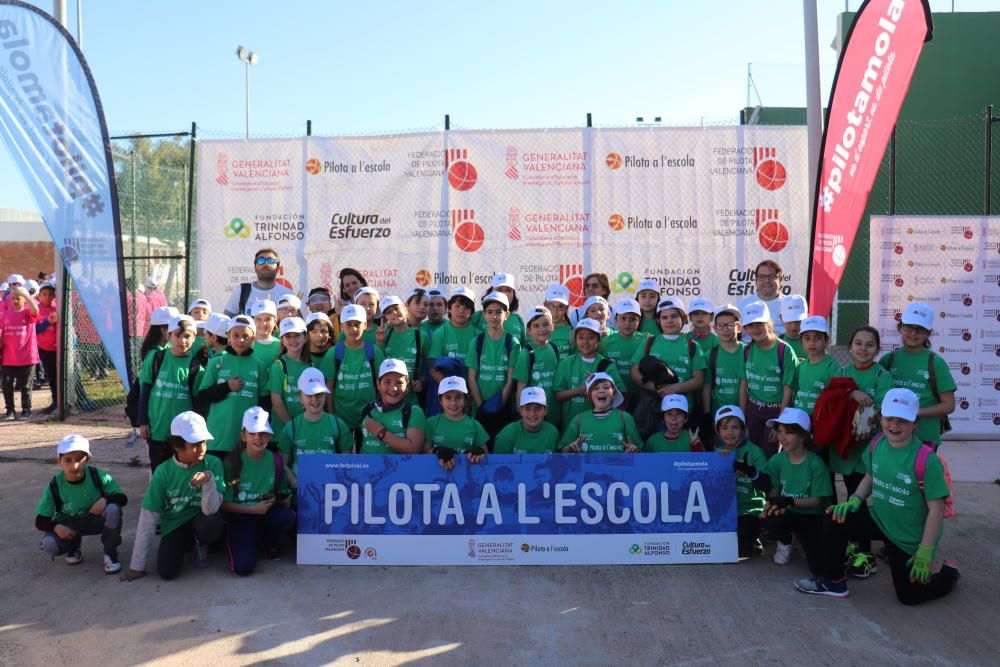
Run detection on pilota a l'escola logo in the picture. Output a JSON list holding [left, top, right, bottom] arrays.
[[754, 209, 788, 252], [608, 214, 625, 231], [224, 218, 251, 239], [306, 158, 321, 175], [605, 153, 623, 169], [559, 264, 586, 307], [415, 269, 432, 286], [446, 149, 477, 191], [753, 147, 786, 191], [451, 209, 484, 252]]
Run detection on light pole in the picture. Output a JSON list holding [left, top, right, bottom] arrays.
[[235, 46, 258, 139]]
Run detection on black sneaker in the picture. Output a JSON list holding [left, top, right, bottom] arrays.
[[20, 410, 32, 420], [41, 405, 57, 415], [941, 560, 962, 587], [794, 577, 850, 598], [4, 411, 15, 421], [845, 544, 878, 579]]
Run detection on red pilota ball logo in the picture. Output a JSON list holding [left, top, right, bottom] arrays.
[[605, 153, 622, 169], [758, 221, 789, 252], [455, 221, 484, 252], [415, 269, 432, 286], [608, 214, 625, 231]]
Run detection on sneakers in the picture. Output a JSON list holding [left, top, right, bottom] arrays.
[[845, 543, 878, 579], [194, 539, 211, 569], [267, 545, 282, 561], [4, 410, 15, 421], [103, 554, 122, 574], [65, 549, 83, 565], [773, 541, 793, 565], [941, 560, 962, 588], [41, 404, 57, 415], [794, 577, 850, 598], [20, 409, 32, 420]]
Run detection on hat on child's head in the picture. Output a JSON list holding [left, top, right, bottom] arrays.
[[188, 298, 212, 313], [339, 304, 366, 324], [780, 295, 808, 323], [150, 306, 180, 326], [656, 297, 687, 315], [308, 287, 333, 305], [767, 407, 812, 433], [585, 372, 624, 408], [688, 297, 713, 315], [426, 286, 446, 300], [24, 279, 39, 295], [573, 318, 603, 336], [448, 287, 476, 305], [242, 406, 273, 434], [5, 273, 24, 286], [481, 292, 510, 310], [379, 358, 409, 379], [297, 367, 330, 395], [353, 286, 380, 302], [740, 300, 771, 325], [279, 316, 306, 336], [171, 411, 213, 443], [635, 278, 660, 296], [277, 294, 302, 311], [543, 284, 570, 305], [491, 273, 516, 290], [714, 405, 746, 426], [438, 375, 468, 395], [881, 388, 920, 422], [249, 300, 277, 317], [660, 394, 689, 413], [614, 298, 641, 317], [167, 315, 196, 333], [800, 315, 829, 335], [900, 302, 933, 331], [519, 386, 547, 407], [57, 434, 91, 457], [228, 314, 256, 333], [380, 295, 404, 315], [714, 303, 741, 321], [305, 312, 333, 327], [582, 295, 609, 312], [204, 313, 232, 337], [527, 305, 552, 324]]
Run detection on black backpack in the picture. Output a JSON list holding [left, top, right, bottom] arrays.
[[125, 349, 205, 426], [49, 466, 104, 514]]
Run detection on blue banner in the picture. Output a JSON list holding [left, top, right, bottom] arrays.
[[0, 1, 130, 388], [297, 453, 737, 565]]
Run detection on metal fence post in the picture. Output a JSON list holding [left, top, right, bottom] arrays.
[[184, 122, 197, 305]]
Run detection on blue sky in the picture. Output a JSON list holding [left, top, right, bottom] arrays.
[[1, 0, 997, 212]]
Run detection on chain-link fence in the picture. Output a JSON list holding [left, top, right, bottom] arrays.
[[62, 130, 194, 419]]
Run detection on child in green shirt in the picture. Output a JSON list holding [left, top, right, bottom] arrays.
[[36, 435, 127, 574], [268, 316, 312, 439], [470, 273, 526, 343], [426, 376, 489, 470], [250, 299, 281, 367], [222, 407, 295, 574], [779, 294, 807, 361], [467, 292, 521, 439], [792, 315, 839, 417], [555, 318, 626, 427], [714, 405, 768, 558], [419, 287, 447, 337], [376, 295, 430, 398], [644, 394, 701, 453], [513, 306, 561, 428], [600, 298, 648, 406], [358, 359, 428, 455], [319, 305, 385, 434], [279, 368, 353, 487], [493, 386, 560, 454], [202, 313, 231, 358], [559, 373, 642, 454], [739, 300, 797, 458], [702, 304, 745, 451], [634, 278, 661, 336], [427, 287, 480, 372], [543, 284, 574, 357]]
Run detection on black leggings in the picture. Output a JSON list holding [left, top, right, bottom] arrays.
[[156, 513, 224, 581], [2, 364, 34, 412], [761, 511, 825, 573], [737, 514, 761, 556], [39, 348, 58, 406]]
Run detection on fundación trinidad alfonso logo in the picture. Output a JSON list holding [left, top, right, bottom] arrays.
[[605, 152, 623, 169], [505, 146, 519, 180], [560, 264, 587, 307], [451, 209, 485, 252], [508, 206, 522, 240], [216, 153, 228, 185], [755, 209, 788, 252], [415, 269, 432, 286], [754, 147, 786, 191], [446, 148, 478, 191], [306, 158, 322, 175], [224, 218, 251, 239]]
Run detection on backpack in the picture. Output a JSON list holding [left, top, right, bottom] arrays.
[[633, 387, 663, 440], [869, 434, 956, 518], [238, 282, 253, 315], [124, 349, 204, 426], [527, 342, 560, 381], [332, 341, 377, 389], [742, 338, 788, 374], [643, 335, 699, 429], [359, 401, 413, 450], [884, 350, 952, 434], [475, 332, 514, 368], [49, 466, 104, 514]]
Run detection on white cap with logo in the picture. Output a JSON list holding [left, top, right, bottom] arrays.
[[379, 358, 409, 378], [340, 304, 366, 324], [656, 297, 687, 315], [766, 407, 812, 433], [491, 273, 516, 290], [901, 302, 934, 330], [780, 294, 808, 323], [167, 314, 196, 333], [297, 367, 330, 395], [380, 295, 404, 314], [151, 306, 180, 326], [228, 314, 256, 333], [881, 388, 920, 422], [544, 284, 570, 305], [660, 394, 689, 413], [305, 312, 333, 327], [438, 375, 468, 395], [204, 313, 232, 337], [188, 298, 212, 313], [277, 294, 302, 311], [714, 404, 746, 426], [740, 300, 771, 325], [242, 406, 273, 434], [57, 434, 91, 457], [279, 316, 307, 336], [519, 386, 547, 406], [573, 317, 603, 335], [800, 315, 829, 335], [171, 411, 213, 443], [354, 286, 380, 302], [635, 278, 660, 296], [448, 287, 476, 303], [482, 292, 510, 309], [688, 297, 714, 314], [614, 298, 641, 317], [249, 300, 277, 317], [714, 303, 741, 321]]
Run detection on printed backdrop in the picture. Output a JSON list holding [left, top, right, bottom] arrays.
[[196, 127, 809, 311], [870, 216, 1000, 438]]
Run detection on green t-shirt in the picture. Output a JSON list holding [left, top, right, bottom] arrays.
[[492, 421, 560, 454], [140, 349, 204, 441], [690, 332, 720, 356], [35, 467, 124, 524], [708, 343, 746, 413], [466, 332, 521, 406], [252, 338, 282, 368], [638, 317, 660, 336], [141, 455, 226, 536], [382, 327, 431, 381], [744, 340, 798, 405], [191, 336, 206, 356], [471, 311, 525, 343], [629, 334, 707, 384], [334, 328, 378, 346], [879, 348, 957, 445], [554, 354, 626, 427], [600, 330, 648, 395], [729, 440, 769, 516], [829, 363, 894, 475], [427, 321, 480, 365], [763, 450, 832, 515], [779, 334, 806, 362], [425, 414, 489, 452], [419, 319, 445, 338], [358, 402, 428, 455], [550, 323, 573, 357], [644, 430, 692, 453], [793, 355, 839, 415], [278, 413, 354, 471], [558, 409, 644, 453], [318, 343, 385, 428], [864, 436, 949, 555], [267, 355, 311, 436], [198, 350, 270, 453], [223, 449, 289, 504], [512, 342, 561, 426]]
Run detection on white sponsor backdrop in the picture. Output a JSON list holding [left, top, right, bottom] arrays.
[[869, 216, 1000, 438], [197, 127, 809, 312]]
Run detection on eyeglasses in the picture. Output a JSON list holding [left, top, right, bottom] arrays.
[[715, 323, 738, 331], [255, 257, 278, 266], [900, 324, 929, 335], [755, 273, 778, 281], [585, 281, 602, 288]]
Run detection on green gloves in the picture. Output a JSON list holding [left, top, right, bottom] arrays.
[[907, 545, 935, 584], [829, 495, 863, 521]]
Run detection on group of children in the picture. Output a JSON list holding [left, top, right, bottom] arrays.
[[32, 262, 960, 604], [1, 273, 59, 419]]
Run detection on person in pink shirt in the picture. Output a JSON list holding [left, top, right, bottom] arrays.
[[35, 283, 59, 415], [2, 284, 40, 420], [144, 276, 168, 311]]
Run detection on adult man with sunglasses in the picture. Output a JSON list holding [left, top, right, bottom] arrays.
[[223, 248, 294, 316]]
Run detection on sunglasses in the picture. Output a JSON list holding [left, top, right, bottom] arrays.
[[255, 257, 279, 266]]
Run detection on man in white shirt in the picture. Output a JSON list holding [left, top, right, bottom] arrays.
[[736, 259, 786, 338], [223, 248, 294, 316]]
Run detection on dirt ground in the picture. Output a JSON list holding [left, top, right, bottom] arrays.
[[1, 420, 997, 666]]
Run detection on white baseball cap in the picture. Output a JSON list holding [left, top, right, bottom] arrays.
[[305, 312, 333, 327], [714, 303, 741, 321], [688, 297, 713, 314], [5, 273, 24, 285], [227, 314, 256, 333], [144, 275, 158, 288], [614, 298, 641, 317], [740, 300, 771, 325], [573, 318, 603, 335], [714, 404, 746, 426], [482, 292, 510, 310], [353, 286, 380, 302], [544, 284, 570, 305], [379, 357, 409, 378], [24, 279, 39, 294], [882, 388, 920, 422], [491, 273, 516, 290], [57, 434, 91, 457], [167, 314, 196, 333], [635, 278, 660, 296], [438, 375, 468, 395], [800, 315, 829, 335], [279, 316, 307, 336], [0, 282, 7, 291], [380, 295, 404, 314], [204, 313, 232, 337], [527, 305, 552, 324], [405, 287, 427, 302], [249, 300, 277, 317], [242, 406, 273, 434], [585, 371, 624, 408], [297, 367, 330, 395], [426, 287, 447, 300], [767, 407, 812, 433], [170, 411, 213, 443], [188, 298, 212, 313], [277, 294, 302, 311], [519, 386, 547, 406], [150, 306, 180, 326], [660, 394, 689, 413], [780, 294, 808, 322], [656, 297, 687, 315], [583, 295, 609, 311], [340, 304, 367, 323], [448, 287, 476, 304], [901, 302, 933, 331]]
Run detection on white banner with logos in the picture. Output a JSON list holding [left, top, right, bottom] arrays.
[[870, 215, 1000, 438], [196, 127, 809, 312]]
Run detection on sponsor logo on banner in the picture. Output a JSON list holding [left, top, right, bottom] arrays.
[[508, 206, 522, 240], [753, 147, 787, 190], [505, 208, 590, 248], [358, 268, 399, 291], [216, 153, 229, 185], [727, 268, 793, 298], [306, 158, 321, 175], [225, 214, 305, 241], [467, 538, 515, 562], [956, 396, 970, 411], [560, 264, 586, 307], [708, 146, 785, 190], [446, 149, 477, 191], [521, 543, 570, 554], [985, 273, 1000, 287], [949, 224, 975, 239], [415, 269, 432, 286], [714, 208, 789, 247], [604, 151, 695, 170], [307, 156, 390, 176], [630, 540, 672, 557], [406, 150, 445, 178], [640, 267, 703, 297], [411, 209, 449, 239], [504, 145, 589, 185], [682, 541, 712, 556], [607, 213, 696, 233], [329, 212, 392, 240], [755, 208, 789, 252], [878, 239, 905, 254], [451, 209, 484, 252], [217, 155, 292, 192], [612, 272, 635, 294], [59, 235, 110, 262]]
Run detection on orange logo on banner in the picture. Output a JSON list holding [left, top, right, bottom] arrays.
[[415, 269, 432, 286], [446, 149, 477, 191], [605, 153, 622, 169], [306, 158, 321, 175], [608, 214, 625, 231], [755, 208, 788, 252], [451, 209, 484, 252], [560, 264, 586, 307], [754, 147, 786, 191]]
